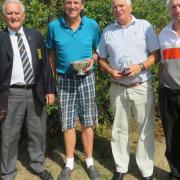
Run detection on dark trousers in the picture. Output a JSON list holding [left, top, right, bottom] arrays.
[[159, 87, 180, 178], [1, 88, 47, 180]]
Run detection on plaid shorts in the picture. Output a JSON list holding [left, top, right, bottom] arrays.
[[57, 72, 98, 131]]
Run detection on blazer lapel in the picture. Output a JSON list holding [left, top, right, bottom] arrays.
[[3, 28, 13, 60]]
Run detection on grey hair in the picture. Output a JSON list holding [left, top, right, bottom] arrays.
[[63, 0, 85, 3], [166, 0, 171, 8], [166, 0, 176, 8], [126, 0, 131, 5], [166, 0, 176, 14], [166, 0, 170, 5], [112, 0, 131, 5], [2, 0, 25, 14]]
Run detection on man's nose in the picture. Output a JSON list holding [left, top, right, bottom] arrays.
[[12, 13, 16, 19], [175, 5, 180, 11], [177, 6, 180, 11], [115, 6, 121, 12], [69, 2, 75, 8]]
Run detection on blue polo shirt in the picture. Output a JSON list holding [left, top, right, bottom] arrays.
[[46, 16, 100, 74]]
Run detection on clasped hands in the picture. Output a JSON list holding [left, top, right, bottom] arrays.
[[111, 64, 142, 80]]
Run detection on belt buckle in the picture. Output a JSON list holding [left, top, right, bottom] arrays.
[[129, 82, 139, 88], [72, 75, 77, 79], [130, 82, 143, 88], [24, 84, 29, 89], [126, 82, 139, 88], [72, 74, 84, 80], [24, 84, 33, 89]]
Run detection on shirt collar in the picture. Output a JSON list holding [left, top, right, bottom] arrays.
[[166, 21, 180, 36], [166, 21, 173, 31], [8, 26, 24, 36], [115, 15, 136, 28], [61, 16, 85, 29]]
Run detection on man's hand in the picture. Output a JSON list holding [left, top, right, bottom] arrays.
[[84, 59, 94, 73], [123, 64, 141, 77], [0, 110, 7, 121], [110, 70, 124, 80], [46, 94, 55, 105]]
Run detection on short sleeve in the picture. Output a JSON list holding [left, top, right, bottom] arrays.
[[145, 21, 160, 53], [96, 31, 108, 58], [45, 22, 55, 50], [92, 20, 101, 49]]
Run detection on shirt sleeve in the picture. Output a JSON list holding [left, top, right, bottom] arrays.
[[159, 29, 167, 64], [96, 30, 108, 58], [145, 21, 160, 53], [45, 22, 55, 49], [92, 20, 101, 50]]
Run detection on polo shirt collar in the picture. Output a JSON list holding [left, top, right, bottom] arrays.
[[115, 15, 136, 28], [61, 16, 85, 29]]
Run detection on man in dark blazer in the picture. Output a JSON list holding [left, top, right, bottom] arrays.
[[0, 0, 55, 179]]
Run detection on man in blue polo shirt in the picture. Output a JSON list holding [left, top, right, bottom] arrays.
[[97, 0, 160, 180], [46, 0, 101, 180]]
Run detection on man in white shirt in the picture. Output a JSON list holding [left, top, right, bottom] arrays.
[[0, 0, 55, 179], [97, 0, 160, 179]]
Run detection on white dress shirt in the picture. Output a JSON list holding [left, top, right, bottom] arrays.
[[8, 27, 34, 85]]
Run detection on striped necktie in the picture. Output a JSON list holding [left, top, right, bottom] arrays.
[[16, 32, 34, 84]]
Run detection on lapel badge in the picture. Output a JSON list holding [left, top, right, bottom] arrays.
[[37, 49, 42, 60]]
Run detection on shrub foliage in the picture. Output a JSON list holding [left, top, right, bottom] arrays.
[[0, 0, 169, 124]]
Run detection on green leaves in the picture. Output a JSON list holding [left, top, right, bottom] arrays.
[[85, 0, 114, 30], [132, 0, 169, 33], [24, 0, 52, 36], [46, 103, 59, 116], [0, 0, 169, 122]]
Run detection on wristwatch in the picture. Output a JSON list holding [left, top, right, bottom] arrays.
[[139, 63, 145, 72]]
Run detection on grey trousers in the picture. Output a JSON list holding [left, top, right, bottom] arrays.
[[1, 88, 47, 180]]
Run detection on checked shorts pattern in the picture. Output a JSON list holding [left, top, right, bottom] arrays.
[[57, 72, 98, 131]]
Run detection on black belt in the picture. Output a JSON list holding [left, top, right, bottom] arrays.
[[10, 84, 34, 89], [57, 73, 88, 80], [160, 87, 180, 94]]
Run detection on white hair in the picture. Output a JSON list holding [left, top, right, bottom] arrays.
[[126, 0, 131, 5], [112, 0, 132, 5], [166, 0, 171, 8], [2, 0, 25, 14]]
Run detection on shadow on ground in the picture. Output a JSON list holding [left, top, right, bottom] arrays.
[[15, 120, 169, 180], [0, 117, 168, 179]]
